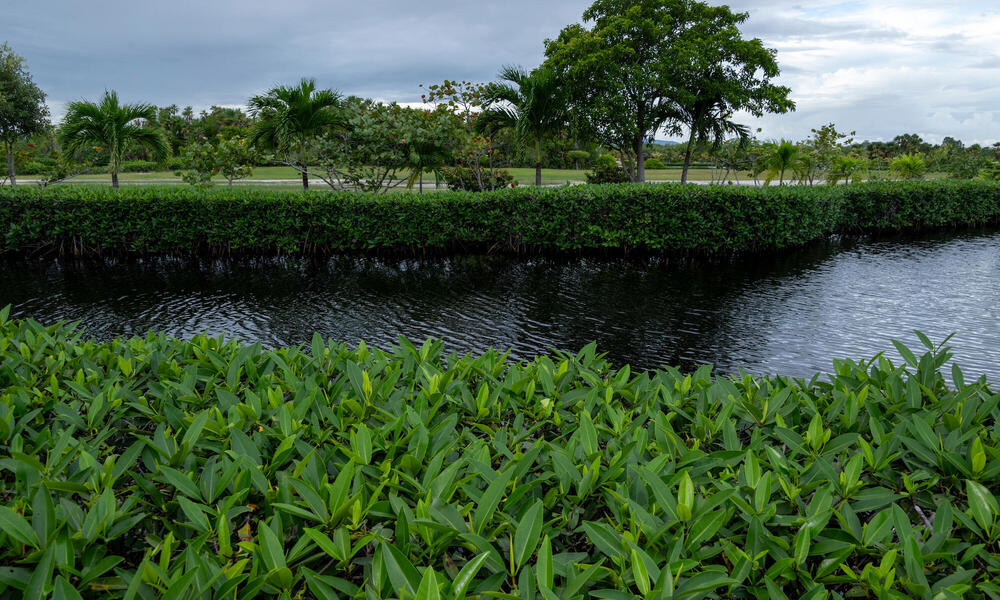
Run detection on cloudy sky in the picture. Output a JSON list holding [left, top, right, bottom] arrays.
[[7, 0, 1000, 144]]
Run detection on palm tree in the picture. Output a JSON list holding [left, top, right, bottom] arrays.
[[248, 78, 341, 190], [58, 91, 169, 188], [477, 65, 566, 187], [677, 94, 750, 184], [762, 140, 802, 185]]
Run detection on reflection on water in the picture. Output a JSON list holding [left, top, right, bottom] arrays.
[[2, 230, 998, 378]]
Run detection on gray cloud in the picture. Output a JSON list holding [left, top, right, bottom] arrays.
[[6, 0, 999, 144]]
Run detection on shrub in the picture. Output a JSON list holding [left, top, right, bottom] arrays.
[[0, 311, 998, 598], [890, 153, 928, 180], [118, 160, 160, 173], [0, 181, 998, 256], [19, 160, 47, 174], [594, 154, 618, 168], [586, 162, 630, 184], [439, 165, 516, 191], [979, 161, 1000, 181], [566, 149, 592, 169], [644, 157, 666, 170]]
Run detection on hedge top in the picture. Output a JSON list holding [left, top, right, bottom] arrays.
[[1, 180, 998, 255]]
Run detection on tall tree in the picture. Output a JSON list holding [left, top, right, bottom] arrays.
[[671, 4, 794, 183], [477, 65, 566, 186], [58, 91, 169, 188], [0, 43, 49, 186], [248, 78, 341, 190], [545, 0, 793, 183]]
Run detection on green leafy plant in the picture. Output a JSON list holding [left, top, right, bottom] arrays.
[[0, 310, 998, 599], [57, 91, 170, 188], [176, 137, 259, 187], [890, 153, 928, 180], [1, 180, 999, 256], [644, 157, 666, 170], [586, 162, 630, 184]]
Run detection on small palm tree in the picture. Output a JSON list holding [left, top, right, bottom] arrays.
[[58, 91, 169, 188], [477, 65, 566, 187], [677, 95, 750, 184], [248, 79, 341, 190], [762, 140, 802, 185]]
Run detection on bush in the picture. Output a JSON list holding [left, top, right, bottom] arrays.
[[594, 154, 618, 168], [644, 157, 666, 170], [890, 153, 928, 180], [0, 311, 998, 598], [19, 160, 48, 174], [978, 161, 1000, 181], [586, 163, 630, 184], [118, 160, 160, 173], [0, 181, 998, 256], [164, 156, 187, 171], [566, 149, 592, 169], [439, 165, 516, 192]]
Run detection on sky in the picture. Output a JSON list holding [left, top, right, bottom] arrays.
[[6, 0, 1000, 144]]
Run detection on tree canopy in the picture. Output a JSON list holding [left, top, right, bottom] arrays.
[[58, 91, 169, 188], [0, 43, 49, 185], [544, 0, 793, 182]]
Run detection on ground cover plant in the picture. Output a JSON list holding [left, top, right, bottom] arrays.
[[1, 310, 1000, 599]]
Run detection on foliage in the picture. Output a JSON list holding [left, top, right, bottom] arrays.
[[2, 181, 998, 256], [594, 154, 619, 169], [1, 310, 999, 599], [890, 153, 928, 180], [826, 155, 867, 185], [439, 165, 516, 192], [567, 149, 593, 169], [422, 79, 512, 190], [176, 138, 259, 187], [57, 91, 170, 188], [586, 162, 631, 184], [248, 79, 342, 190], [644, 157, 665, 170], [545, 0, 791, 183], [0, 43, 50, 185], [477, 65, 567, 186], [807, 124, 855, 175], [761, 140, 803, 185], [978, 162, 1000, 181]]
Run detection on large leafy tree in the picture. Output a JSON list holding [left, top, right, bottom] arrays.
[[248, 78, 341, 190], [58, 91, 169, 188], [0, 43, 49, 185], [477, 65, 566, 186], [671, 4, 794, 183], [545, 0, 793, 183]]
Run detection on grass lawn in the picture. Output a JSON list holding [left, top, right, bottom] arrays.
[[21, 165, 754, 186]]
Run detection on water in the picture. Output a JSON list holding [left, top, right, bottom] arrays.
[[2, 230, 998, 379]]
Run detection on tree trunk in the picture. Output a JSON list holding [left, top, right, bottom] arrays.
[[5, 141, 15, 186], [534, 138, 542, 187], [300, 148, 309, 190], [419, 172, 423, 193], [112, 171, 119, 189], [681, 126, 697, 184], [634, 137, 645, 183]]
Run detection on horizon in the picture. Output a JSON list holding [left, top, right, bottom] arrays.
[[7, 0, 1000, 145]]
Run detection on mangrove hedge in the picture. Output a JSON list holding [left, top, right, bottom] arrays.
[[1, 310, 999, 598], [0, 180, 998, 256]]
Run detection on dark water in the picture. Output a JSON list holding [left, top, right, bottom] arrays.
[[2, 230, 999, 379]]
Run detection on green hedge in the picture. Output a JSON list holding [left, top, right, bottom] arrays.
[[0, 180, 998, 256], [1, 311, 999, 598]]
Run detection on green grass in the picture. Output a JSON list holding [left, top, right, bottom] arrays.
[[1, 310, 998, 599], [21, 166, 751, 186]]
